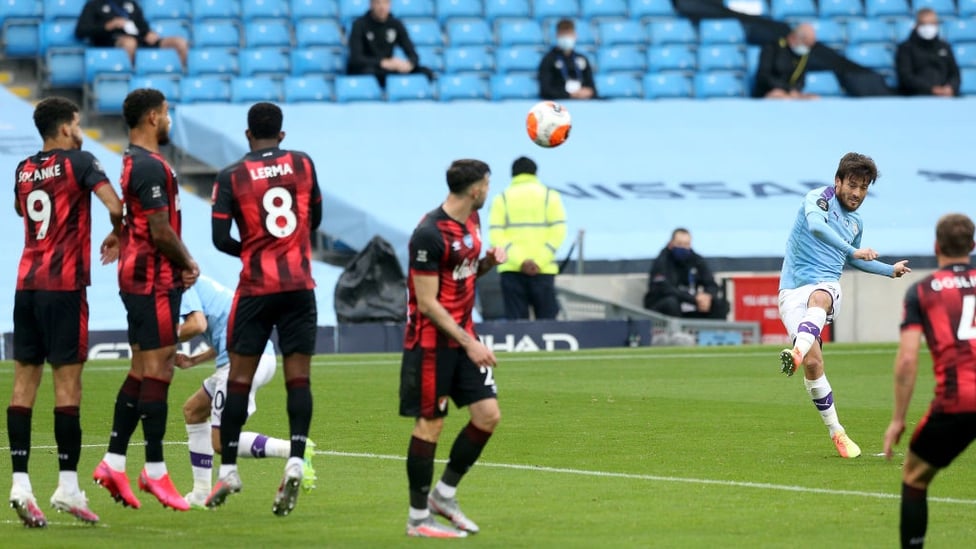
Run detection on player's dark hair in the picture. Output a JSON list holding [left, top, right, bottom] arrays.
[[446, 159, 491, 194], [936, 213, 975, 257], [671, 227, 690, 241], [248, 102, 283, 139], [123, 88, 166, 130], [835, 152, 879, 185], [511, 156, 537, 177], [556, 19, 575, 33], [33, 97, 79, 140]]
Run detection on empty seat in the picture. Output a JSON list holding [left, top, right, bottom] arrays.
[[415, 45, 445, 70], [242, 0, 290, 20], [296, 18, 344, 48], [485, 0, 531, 20], [648, 19, 697, 45], [1, 0, 42, 25], [497, 18, 544, 46], [864, 0, 910, 18], [697, 44, 745, 72], [846, 19, 893, 44], [581, 0, 628, 20], [892, 16, 915, 41], [335, 74, 384, 101], [629, 0, 676, 19], [438, 73, 489, 99], [446, 18, 493, 45], [803, 70, 843, 95], [135, 49, 184, 76], [291, 0, 339, 22], [443, 45, 493, 72], [291, 47, 342, 74], [392, 0, 437, 18], [180, 75, 232, 102], [92, 77, 130, 113], [769, 0, 816, 19], [239, 47, 290, 75], [699, 18, 745, 45], [960, 67, 976, 93], [143, 0, 192, 20], [911, 0, 956, 14], [961, 0, 976, 17], [129, 76, 180, 102], [495, 45, 543, 72], [845, 43, 894, 69], [151, 19, 191, 41], [284, 75, 333, 101], [187, 48, 239, 76], [192, 0, 243, 19], [643, 72, 692, 98], [945, 19, 976, 43], [596, 45, 645, 72], [43, 22, 85, 87], [953, 42, 976, 67], [694, 71, 745, 98], [490, 73, 537, 98], [403, 17, 443, 46], [339, 0, 371, 22], [387, 73, 436, 100], [597, 20, 644, 45], [594, 72, 641, 97], [85, 48, 133, 83], [818, 0, 864, 18], [436, 0, 483, 21], [39, 20, 81, 54], [245, 20, 293, 48], [193, 21, 242, 48], [231, 76, 284, 102], [533, 0, 580, 20], [42, 0, 76, 21], [647, 44, 696, 72], [3, 20, 41, 57], [810, 18, 847, 47]]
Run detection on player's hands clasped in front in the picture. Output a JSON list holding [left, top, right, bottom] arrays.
[[174, 353, 195, 369], [100, 232, 120, 265], [852, 247, 879, 261], [183, 261, 201, 287], [464, 340, 497, 369], [883, 419, 906, 460], [483, 246, 507, 270], [892, 260, 911, 278]]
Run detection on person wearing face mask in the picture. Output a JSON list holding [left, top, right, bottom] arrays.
[[753, 23, 819, 99], [896, 8, 960, 97], [642, 228, 729, 320], [538, 19, 598, 100], [347, 0, 435, 88]]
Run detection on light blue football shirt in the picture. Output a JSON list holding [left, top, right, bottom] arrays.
[[180, 275, 274, 368], [780, 186, 894, 290]]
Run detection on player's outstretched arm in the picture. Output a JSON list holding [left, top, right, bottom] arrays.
[[884, 328, 922, 460], [178, 311, 207, 342], [414, 273, 497, 367], [806, 213, 858, 257]]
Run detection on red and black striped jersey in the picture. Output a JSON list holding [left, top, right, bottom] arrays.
[[404, 207, 482, 349], [117, 145, 182, 295], [15, 148, 110, 290], [212, 147, 322, 296], [902, 263, 976, 413]]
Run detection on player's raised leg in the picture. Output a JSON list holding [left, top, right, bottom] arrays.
[[8, 361, 46, 528]]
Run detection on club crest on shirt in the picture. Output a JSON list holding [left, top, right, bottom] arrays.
[[451, 240, 462, 251], [576, 57, 587, 70], [463, 234, 474, 248], [386, 28, 397, 43]]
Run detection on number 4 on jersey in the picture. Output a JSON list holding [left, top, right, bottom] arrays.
[[263, 187, 297, 238], [958, 295, 976, 340]]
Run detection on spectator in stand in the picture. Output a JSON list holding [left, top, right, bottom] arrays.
[[346, 0, 434, 88], [538, 19, 597, 101], [75, 0, 188, 67], [753, 23, 818, 100], [643, 228, 730, 320], [896, 8, 960, 97]]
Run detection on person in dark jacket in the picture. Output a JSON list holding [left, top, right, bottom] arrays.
[[75, 0, 188, 66], [896, 8, 960, 97], [538, 19, 597, 100], [346, 0, 434, 88], [643, 228, 730, 320], [753, 23, 818, 99]]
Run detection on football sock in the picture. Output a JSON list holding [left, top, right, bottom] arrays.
[[440, 422, 493, 490], [239, 432, 290, 458], [12, 473, 31, 493], [107, 375, 142, 458], [804, 374, 843, 436], [794, 307, 827, 359], [139, 376, 170, 465], [220, 381, 251, 466], [7, 406, 32, 474], [58, 471, 79, 494], [186, 422, 212, 492], [901, 483, 928, 548], [407, 436, 436, 511], [144, 461, 167, 479], [286, 377, 312, 460], [54, 406, 81, 472]]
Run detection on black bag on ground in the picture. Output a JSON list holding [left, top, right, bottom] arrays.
[[334, 235, 406, 323]]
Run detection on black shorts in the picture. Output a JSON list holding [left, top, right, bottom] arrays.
[[910, 410, 976, 468], [228, 290, 316, 356], [121, 287, 181, 350], [399, 345, 498, 419], [13, 289, 88, 365]]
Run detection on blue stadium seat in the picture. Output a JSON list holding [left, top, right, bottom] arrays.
[[485, 0, 530, 21], [231, 76, 284, 102], [85, 48, 133, 83], [804, 70, 843, 95], [697, 44, 745, 72], [151, 19, 191, 42], [489, 73, 537, 98], [596, 45, 645, 72], [911, 0, 955, 14], [438, 74, 489, 99], [1, 0, 42, 26], [745, 44, 760, 90], [446, 18, 493, 45], [415, 45, 445, 70], [239, 47, 290, 76], [945, 19, 976, 43], [891, 16, 915, 41], [629, 0, 676, 20], [694, 72, 745, 98], [646, 45, 696, 72], [403, 17, 444, 46], [386, 74, 436, 100], [180, 75, 232, 102], [594, 72, 641, 98], [187, 48, 239, 76], [92, 77, 130, 114], [699, 18, 745, 45], [533, 0, 580, 20], [291, 0, 339, 22], [296, 18, 344, 48], [547, 19, 597, 45], [961, 67, 976, 94], [865, 0, 910, 18], [193, 21, 242, 48], [845, 43, 894, 69], [953, 42, 976, 68], [642, 72, 692, 98], [3, 20, 41, 57], [436, 0, 483, 22], [242, 0, 290, 21], [809, 19, 847, 48], [42, 22, 84, 87], [581, 0, 628, 20], [42, 0, 76, 21], [39, 20, 81, 54], [129, 76, 180, 102], [334, 75, 384, 101], [245, 20, 293, 48], [291, 47, 342, 75], [596, 20, 644, 46], [846, 19, 893, 44], [135, 49, 184, 76], [648, 19, 697, 45], [961, 0, 976, 17], [143, 0, 192, 20], [443, 45, 494, 72], [339, 0, 371, 22], [769, 0, 816, 19], [284, 75, 333, 101], [495, 45, 543, 72], [392, 0, 436, 18], [497, 18, 544, 46], [192, 0, 243, 19], [818, 0, 864, 18]]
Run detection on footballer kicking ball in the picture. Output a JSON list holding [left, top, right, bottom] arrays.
[[526, 101, 571, 148]]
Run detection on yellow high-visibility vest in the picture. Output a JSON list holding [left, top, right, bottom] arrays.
[[488, 174, 567, 275]]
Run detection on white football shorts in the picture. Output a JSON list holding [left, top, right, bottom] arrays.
[[204, 352, 277, 427], [778, 281, 842, 339]]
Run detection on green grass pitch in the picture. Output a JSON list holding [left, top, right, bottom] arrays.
[[1, 343, 974, 547]]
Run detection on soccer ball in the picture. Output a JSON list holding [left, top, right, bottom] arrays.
[[526, 101, 571, 148]]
